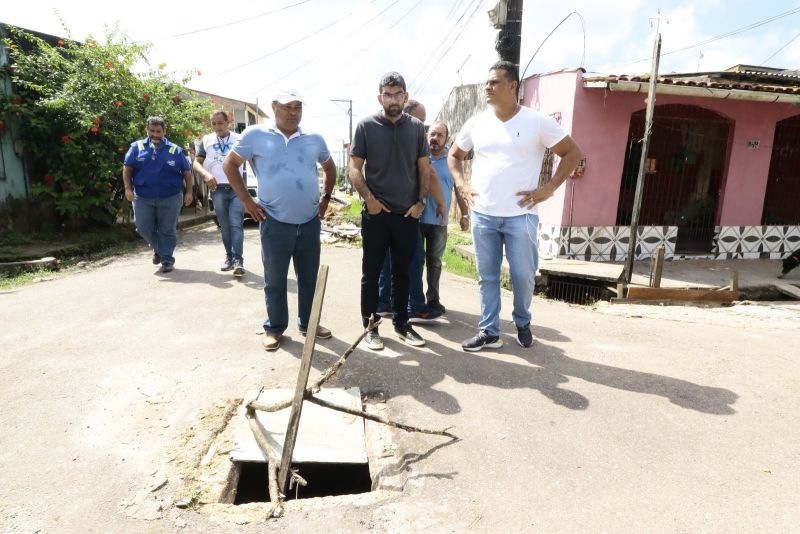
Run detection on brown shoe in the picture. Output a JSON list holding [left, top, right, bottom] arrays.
[[299, 325, 332, 339], [262, 333, 282, 351]]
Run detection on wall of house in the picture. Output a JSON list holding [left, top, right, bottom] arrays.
[[563, 75, 800, 227]]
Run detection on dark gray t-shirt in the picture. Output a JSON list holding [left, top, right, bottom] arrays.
[[350, 112, 430, 213]]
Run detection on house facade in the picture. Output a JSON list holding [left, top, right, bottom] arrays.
[[439, 66, 800, 261]]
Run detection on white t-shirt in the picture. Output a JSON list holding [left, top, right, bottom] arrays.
[[455, 106, 567, 217], [196, 131, 241, 184]]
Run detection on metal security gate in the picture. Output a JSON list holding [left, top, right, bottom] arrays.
[[616, 104, 732, 253], [762, 114, 800, 224]]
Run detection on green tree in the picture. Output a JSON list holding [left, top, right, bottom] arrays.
[[0, 26, 210, 228]]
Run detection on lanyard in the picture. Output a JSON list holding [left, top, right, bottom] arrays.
[[216, 134, 230, 155]]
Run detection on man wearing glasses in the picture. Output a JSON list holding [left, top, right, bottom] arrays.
[[349, 72, 432, 350]]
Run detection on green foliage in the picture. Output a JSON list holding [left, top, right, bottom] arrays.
[[441, 227, 479, 281], [0, 26, 211, 227]]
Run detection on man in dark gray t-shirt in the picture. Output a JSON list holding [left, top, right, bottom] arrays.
[[349, 71, 432, 351]]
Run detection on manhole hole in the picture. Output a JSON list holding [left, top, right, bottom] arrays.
[[545, 274, 610, 305], [233, 461, 372, 504]]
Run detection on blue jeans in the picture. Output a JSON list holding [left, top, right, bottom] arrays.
[[133, 192, 183, 265], [377, 229, 426, 314], [419, 223, 448, 306], [472, 212, 539, 336], [211, 186, 244, 261], [260, 216, 321, 335]]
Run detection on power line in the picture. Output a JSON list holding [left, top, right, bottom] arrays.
[[520, 11, 586, 82], [761, 31, 800, 65], [247, 0, 410, 97], [138, 0, 312, 43], [412, 0, 484, 94], [408, 0, 479, 92], [625, 6, 800, 66], [213, 0, 380, 78]]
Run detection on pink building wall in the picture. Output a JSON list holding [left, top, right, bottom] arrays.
[[523, 70, 800, 227]]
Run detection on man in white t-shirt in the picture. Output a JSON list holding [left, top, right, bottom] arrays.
[[194, 111, 245, 276], [448, 61, 582, 351]]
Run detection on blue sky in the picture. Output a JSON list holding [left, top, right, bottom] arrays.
[[5, 0, 800, 157]]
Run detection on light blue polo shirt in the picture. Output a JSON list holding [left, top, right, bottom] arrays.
[[420, 152, 454, 226], [232, 124, 331, 224]]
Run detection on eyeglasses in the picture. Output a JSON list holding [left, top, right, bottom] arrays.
[[380, 91, 406, 100]]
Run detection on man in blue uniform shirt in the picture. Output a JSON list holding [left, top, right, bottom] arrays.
[[223, 90, 337, 352], [123, 116, 193, 273]]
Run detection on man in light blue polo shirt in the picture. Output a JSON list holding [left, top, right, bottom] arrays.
[[223, 90, 337, 352]]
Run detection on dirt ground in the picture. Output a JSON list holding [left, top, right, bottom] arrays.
[[1, 222, 799, 533]]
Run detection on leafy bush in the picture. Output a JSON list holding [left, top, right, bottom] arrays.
[[0, 26, 210, 227]]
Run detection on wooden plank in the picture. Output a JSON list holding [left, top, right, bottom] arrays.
[[626, 286, 737, 303], [277, 264, 328, 494], [774, 282, 800, 300], [650, 245, 665, 288]]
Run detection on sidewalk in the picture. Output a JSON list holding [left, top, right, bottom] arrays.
[[457, 244, 800, 300]]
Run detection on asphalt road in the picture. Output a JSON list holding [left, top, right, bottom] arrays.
[[1, 222, 799, 533]]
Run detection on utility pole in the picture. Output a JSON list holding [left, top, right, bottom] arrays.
[[330, 99, 352, 186], [494, 0, 523, 65], [623, 32, 662, 283]]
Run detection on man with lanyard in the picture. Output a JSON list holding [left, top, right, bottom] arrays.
[[418, 120, 470, 314], [349, 72, 432, 350], [223, 90, 337, 352], [123, 116, 193, 273], [194, 110, 245, 277], [449, 61, 582, 351]]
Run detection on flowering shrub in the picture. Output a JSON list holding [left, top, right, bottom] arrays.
[[0, 27, 210, 227]]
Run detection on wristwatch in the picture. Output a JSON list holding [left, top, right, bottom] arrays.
[[418, 197, 427, 207]]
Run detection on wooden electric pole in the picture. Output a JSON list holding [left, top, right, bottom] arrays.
[[495, 0, 523, 65], [623, 33, 662, 283]]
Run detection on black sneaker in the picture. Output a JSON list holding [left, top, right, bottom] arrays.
[[516, 324, 534, 348], [152, 253, 161, 265], [233, 259, 245, 277], [394, 323, 425, 347], [160, 263, 174, 273], [220, 258, 234, 271], [364, 328, 384, 351], [427, 301, 446, 314], [462, 330, 503, 352]]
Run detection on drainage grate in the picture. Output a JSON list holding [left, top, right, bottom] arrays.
[[545, 275, 608, 305], [233, 461, 372, 504]]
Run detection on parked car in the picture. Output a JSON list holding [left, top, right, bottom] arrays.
[[208, 162, 259, 222]]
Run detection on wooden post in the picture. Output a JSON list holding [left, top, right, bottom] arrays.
[[277, 264, 329, 494], [623, 33, 661, 283], [651, 245, 665, 288]]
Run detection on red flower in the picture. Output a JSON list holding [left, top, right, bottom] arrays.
[[13, 98, 22, 105], [62, 135, 71, 144], [104, 182, 113, 191], [91, 127, 99, 134], [0, 121, 4, 130], [115, 100, 123, 107], [94, 117, 102, 124], [57, 39, 65, 47], [43, 175, 54, 184], [106, 61, 113, 69], [143, 93, 151, 100], [87, 42, 94, 48]]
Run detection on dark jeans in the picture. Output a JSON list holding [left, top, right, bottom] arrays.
[[377, 230, 426, 314], [361, 211, 419, 326], [260, 216, 321, 336], [419, 223, 448, 306]]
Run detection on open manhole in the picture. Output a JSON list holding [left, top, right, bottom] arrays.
[[222, 387, 383, 504], [544, 274, 611, 305]]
